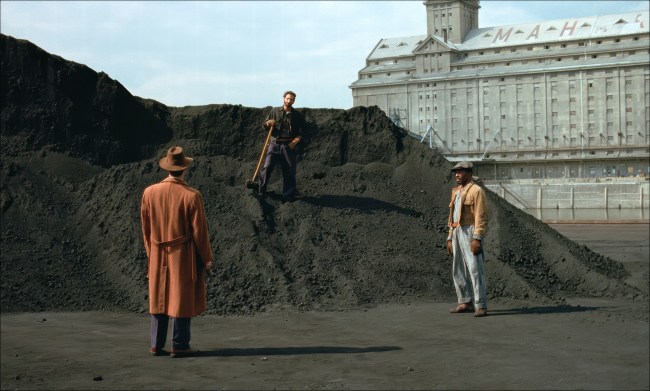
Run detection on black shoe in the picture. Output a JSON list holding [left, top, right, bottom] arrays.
[[282, 193, 299, 203], [149, 347, 170, 356], [282, 190, 300, 201], [258, 187, 267, 197], [171, 348, 199, 358]]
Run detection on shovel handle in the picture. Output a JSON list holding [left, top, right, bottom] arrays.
[[251, 124, 274, 182]]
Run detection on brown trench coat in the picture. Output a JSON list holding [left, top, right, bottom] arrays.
[[140, 177, 213, 318]]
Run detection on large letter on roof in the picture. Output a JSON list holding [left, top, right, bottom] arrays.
[[527, 25, 541, 40], [492, 27, 513, 43]]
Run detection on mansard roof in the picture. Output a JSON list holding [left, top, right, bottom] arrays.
[[365, 10, 649, 61], [459, 10, 649, 50], [367, 35, 426, 61]]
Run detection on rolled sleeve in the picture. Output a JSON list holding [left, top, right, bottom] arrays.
[[472, 188, 488, 239]]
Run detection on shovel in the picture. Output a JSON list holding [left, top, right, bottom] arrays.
[[246, 124, 274, 190]]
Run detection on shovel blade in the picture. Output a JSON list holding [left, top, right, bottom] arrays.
[[246, 181, 259, 191]]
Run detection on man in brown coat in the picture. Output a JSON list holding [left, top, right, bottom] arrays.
[[446, 161, 489, 317], [141, 146, 214, 357]]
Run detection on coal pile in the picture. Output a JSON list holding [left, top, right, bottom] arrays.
[[0, 33, 642, 315]]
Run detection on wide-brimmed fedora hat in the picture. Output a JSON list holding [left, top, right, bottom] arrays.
[[159, 146, 193, 171]]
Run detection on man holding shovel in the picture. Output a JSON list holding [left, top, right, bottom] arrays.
[[252, 90, 306, 202]]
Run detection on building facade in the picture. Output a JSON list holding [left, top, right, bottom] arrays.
[[350, 1, 650, 182]]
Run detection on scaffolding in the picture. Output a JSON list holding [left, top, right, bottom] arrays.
[[421, 125, 452, 153], [388, 108, 407, 129]]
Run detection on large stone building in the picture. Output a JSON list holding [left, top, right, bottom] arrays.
[[350, 1, 650, 185]]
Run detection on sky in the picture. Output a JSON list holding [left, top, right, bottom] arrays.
[[1, 1, 648, 109]]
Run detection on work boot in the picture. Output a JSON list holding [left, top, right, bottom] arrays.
[[473, 308, 488, 317]]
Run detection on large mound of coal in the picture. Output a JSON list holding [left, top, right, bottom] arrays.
[[1, 34, 642, 315]]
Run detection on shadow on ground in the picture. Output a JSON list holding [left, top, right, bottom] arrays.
[[194, 345, 402, 357], [488, 304, 601, 316]]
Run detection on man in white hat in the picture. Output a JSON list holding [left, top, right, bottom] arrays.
[[140, 146, 214, 357], [446, 161, 489, 317]]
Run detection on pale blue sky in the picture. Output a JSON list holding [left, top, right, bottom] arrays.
[[1, 1, 648, 109]]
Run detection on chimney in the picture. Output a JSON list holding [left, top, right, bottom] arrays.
[[443, 29, 448, 43]]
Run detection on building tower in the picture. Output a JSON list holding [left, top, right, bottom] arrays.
[[424, 0, 480, 43]]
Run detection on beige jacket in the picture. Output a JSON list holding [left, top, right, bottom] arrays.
[[447, 182, 488, 240], [141, 177, 213, 318]]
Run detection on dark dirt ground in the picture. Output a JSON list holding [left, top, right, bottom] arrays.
[[1, 224, 648, 390], [1, 33, 649, 390]]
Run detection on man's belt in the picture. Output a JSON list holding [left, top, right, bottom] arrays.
[[273, 137, 293, 144], [153, 233, 192, 247]]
